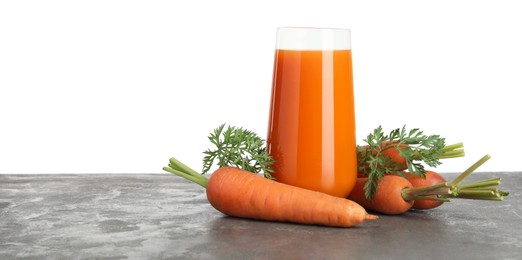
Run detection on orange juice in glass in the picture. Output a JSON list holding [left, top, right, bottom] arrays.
[[267, 27, 356, 198]]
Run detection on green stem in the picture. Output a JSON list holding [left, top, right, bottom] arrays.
[[457, 187, 499, 192], [409, 182, 451, 193], [438, 149, 465, 158], [406, 195, 451, 202], [455, 189, 496, 196], [163, 157, 209, 188], [163, 166, 208, 188], [168, 162, 186, 173], [400, 154, 509, 204], [449, 154, 491, 186], [447, 194, 504, 201], [401, 182, 451, 201], [437, 154, 464, 159], [440, 142, 464, 152], [169, 157, 201, 177], [411, 142, 465, 160], [458, 178, 501, 189]]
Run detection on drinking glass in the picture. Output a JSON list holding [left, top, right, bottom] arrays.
[[267, 27, 356, 197]]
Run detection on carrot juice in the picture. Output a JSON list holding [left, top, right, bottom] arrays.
[[267, 28, 356, 198]]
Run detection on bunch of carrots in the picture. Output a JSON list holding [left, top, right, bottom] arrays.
[[163, 124, 508, 228], [350, 126, 508, 215]]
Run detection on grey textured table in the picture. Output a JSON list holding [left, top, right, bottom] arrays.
[[1, 172, 521, 260]]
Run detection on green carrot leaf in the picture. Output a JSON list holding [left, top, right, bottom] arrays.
[[357, 125, 459, 198], [202, 124, 274, 179]]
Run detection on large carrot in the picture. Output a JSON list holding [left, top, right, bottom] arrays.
[[164, 158, 378, 227]]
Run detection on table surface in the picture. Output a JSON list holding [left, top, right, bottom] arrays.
[[1, 172, 521, 260]]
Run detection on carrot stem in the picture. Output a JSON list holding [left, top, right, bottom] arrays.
[[163, 166, 208, 188], [437, 149, 465, 158], [401, 182, 451, 201], [440, 142, 464, 152], [458, 178, 501, 189], [449, 154, 491, 186], [458, 187, 499, 192], [168, 162, 186, 173], [423, 189, 455, 196], [169, 157, 201, 177], [411, 142, 465, 160], [399, 154, 509, 205], [456, 189, 496, 196], [448, 194, 504, 201], [407, 182, 450, 193], [163, 157, 209, 188], [407, 195, 451, 202]]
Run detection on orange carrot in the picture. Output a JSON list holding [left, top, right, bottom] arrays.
[[349, 175, 414, 215], [357, 141, 408, 177], [404, 171, 446, 210], [164, 158, 378, 227], [350, 155, 509, 214], [379, 141, 409, 169]]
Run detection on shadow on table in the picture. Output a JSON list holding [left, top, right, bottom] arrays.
[[184, 208, 459, 259]]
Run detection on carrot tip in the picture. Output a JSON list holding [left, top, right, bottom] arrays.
[[365, 214, 379, 221]]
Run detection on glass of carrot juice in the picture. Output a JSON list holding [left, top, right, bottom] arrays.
[[267, 27, 356, 198]]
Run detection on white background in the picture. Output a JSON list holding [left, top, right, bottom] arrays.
[[1, 0, 520, 174]]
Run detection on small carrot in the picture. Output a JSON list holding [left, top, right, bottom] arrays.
[[164, 158, 378, 227], [348, 175, 415, 215], [404, 171, 447, 210], [379, 141, 409, 169], [349, 155, 509, 215], [358, 141, 409, 170], [356, 141, 408, 178]]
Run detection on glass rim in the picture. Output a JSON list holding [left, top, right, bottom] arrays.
[[277, 26, 351, 33], [275, 26, 351, 50]]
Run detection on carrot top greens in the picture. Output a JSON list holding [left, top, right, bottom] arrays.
[[202, 124, 274, 179], [358, 126, 465, 199], [163, 124, 274, 187]]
